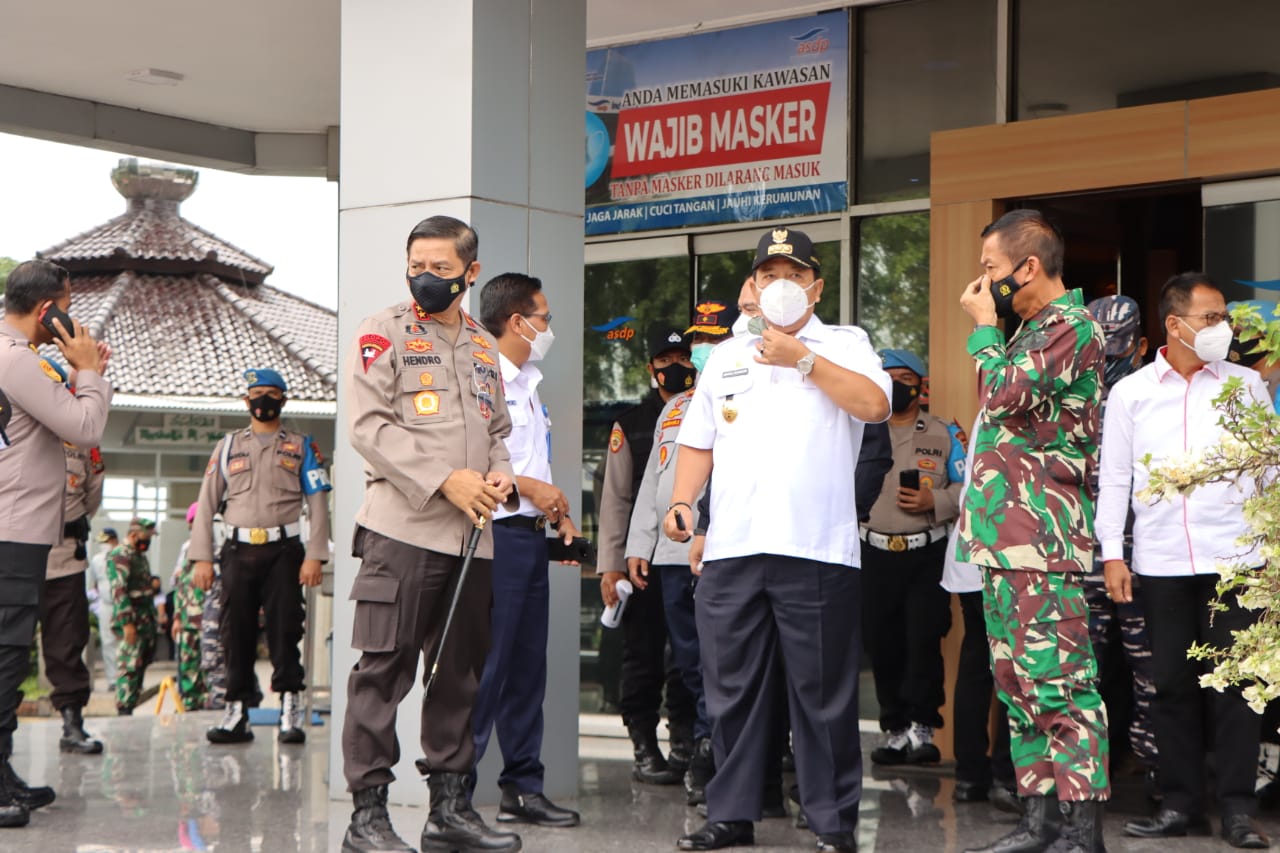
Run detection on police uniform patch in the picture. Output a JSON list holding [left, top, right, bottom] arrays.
[[405, 323, 428, 334], [90, 448, 104, 474], [477, 392, 493, 421], [661, 418, 682, 430], [471, 335, 491, 349], [609, 427, 624, 453], [473, 351, 497, 366], [205, 458, 217, 476], [951, 420, 969, 450], [921, 475, 936, 490], [68, 474, 80, 490], [228, 458, 248, 474], [413, 390, 441, 416], [659, 445, 669, 467], [360, 334, 391, 372], [40, 360, 62, 383], [918, 458, 937, 470], [280, 457, 298, 471], [915, 419, 927, 432], [414, 304, 431, 321], [282, 441, 301, 454], [405, 339, 433, 353], [419, 371, 435, 387], [309, 441, 325, 465]]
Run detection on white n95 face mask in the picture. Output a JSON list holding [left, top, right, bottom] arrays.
[[1177, 317, 1231, 363], [731, 313, 751, 337], [758, 280, 817, 328], [521, 323, 555, 362]]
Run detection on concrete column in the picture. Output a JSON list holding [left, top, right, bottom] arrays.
[[332, 0, 585, 807]]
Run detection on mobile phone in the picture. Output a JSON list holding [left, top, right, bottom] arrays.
[[547, 536, 596, 564], [39, 303, 75, 339], [899, 469, 921, 491]]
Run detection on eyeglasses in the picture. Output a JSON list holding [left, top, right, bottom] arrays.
[[1176, 312, 1230, 326], [522, 312, 553, 323]]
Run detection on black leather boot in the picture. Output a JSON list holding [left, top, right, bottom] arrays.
[[963, 794, 1060, 853], [684, 737, 715, 805], [421, 772, 522, 852], [206, 701, 253, 744], [0, 755, 55, 810], [341, 785, 414, 852], [59, 706, 103, 755], [1046, 800, 1106, 853], [667, 719, 695, 775], [628, 724, 680, 785]]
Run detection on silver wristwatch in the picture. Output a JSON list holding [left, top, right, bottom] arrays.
[[796, 351, 816, 376]]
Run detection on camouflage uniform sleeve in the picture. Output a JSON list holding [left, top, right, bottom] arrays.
[[105, 548, 133, 633], [966, 315, 1095, 420], [932, 423, 967, 525]]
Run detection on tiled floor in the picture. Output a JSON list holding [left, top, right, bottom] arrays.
[[3, 711, 1277, 851]]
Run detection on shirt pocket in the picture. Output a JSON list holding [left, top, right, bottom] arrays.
[[400, 366, 452, 424], [714, 371, 754, 427], [224, 454, 254, 496], [272, 451, 304, 496], [349, 574, 399, 653]]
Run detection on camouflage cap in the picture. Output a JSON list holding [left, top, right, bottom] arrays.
[[130, 518, 156, 533], [1087, 295, 1140, 357]]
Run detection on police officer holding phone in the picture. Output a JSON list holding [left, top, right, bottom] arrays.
[[0, 259, 111, 828], [860, 349, 965, 767]]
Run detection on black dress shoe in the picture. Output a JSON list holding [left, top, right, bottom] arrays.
[[496, 787, 580, 827], [988, 784, 1023, 816], [1222, 814, 1271, 849], [953, 781, 989, 803], [677, 820, 754, 850], [1123, 808, 1211, 838], [815, 831, 856, 852]]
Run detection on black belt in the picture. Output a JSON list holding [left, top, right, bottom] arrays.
[[494, 515, 546, 532]]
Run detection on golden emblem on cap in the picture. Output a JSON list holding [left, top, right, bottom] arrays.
[[772, 228, 788, 243], [245, 370, 258, 385]]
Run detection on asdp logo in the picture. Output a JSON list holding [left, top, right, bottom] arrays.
[[792, 26, 829, 55]]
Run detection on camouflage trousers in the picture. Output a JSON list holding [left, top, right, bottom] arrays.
[[201, 571, 228, 710], [983, 567, 1110, 800], [1083, 566, 1158, 767], [176, 626, 207, 711], [115, 611, 157, 711]]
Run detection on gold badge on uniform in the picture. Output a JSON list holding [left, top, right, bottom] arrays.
[[721, 396, 738, 423], [419, 371, 434, 386]]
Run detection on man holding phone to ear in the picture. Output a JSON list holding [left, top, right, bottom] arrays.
[[0, 259, 111, 828], [861, 349, 966, 768]]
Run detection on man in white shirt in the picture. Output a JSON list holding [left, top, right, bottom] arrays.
[[664, 227, 891, 853], [471, 273, 581, 828], [1099, 272, 1271, 850]]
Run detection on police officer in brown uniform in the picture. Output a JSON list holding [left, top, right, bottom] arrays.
[[861, 349, 966, 767], [597, 326, 699, 785], [340, 216, 520, 853], [190, 367, 332, 746], [0, 259, 111, 828], [39, 379, 107, 755]]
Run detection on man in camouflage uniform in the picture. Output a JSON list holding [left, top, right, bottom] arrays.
[[170, 502, 207, 711], [1084, 295, 1158, 792], [957, 210, 1108, 853], [106, 518, 158, 715]]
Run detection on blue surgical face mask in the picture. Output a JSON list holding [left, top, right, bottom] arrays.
[[690, 342, 715, 373]]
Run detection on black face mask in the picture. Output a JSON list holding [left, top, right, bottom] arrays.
[[135, 538, 151, 553], [408, 268, 469, 315], [1103, 353, 1140, 388], [249, 395, 285, 423], [991, 257, 1029, 319], [655, 362, 696, 393], [891, 380, 920, 413]]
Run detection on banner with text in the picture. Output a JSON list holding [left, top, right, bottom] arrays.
[[585, 11, 848, 236]]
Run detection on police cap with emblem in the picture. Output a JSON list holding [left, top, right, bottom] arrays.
[[751, 227, 821, 272], [97, 527, 119, 543], [880, 348, 926, 378], [243, 368, 288, 393], [647, 326, 691, 360], [686, 302, 742, 338]]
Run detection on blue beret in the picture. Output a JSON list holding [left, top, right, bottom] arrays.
[[879, 348, 926, 378], [243, 368, 287, 393]]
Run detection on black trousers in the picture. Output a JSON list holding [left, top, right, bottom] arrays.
[[1142, 573, 1261, 817], [697, 554, 862, 835], [619, 567, 697, 734], [219, 537, 306, 702], [0, 541, 51, 756], [861, 538, 951, 730], [343, 528, 492, 791], [953, 591, 1014, 787], [40, 571, 92, 711]]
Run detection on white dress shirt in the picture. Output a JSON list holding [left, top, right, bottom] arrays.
[[1096, 348, 1270, 576], [677, 315, 891, 567], [497, 353, 552, 521]]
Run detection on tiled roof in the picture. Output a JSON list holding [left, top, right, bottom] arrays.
[[14, 159, 337, 408], [3, 274, 336, 402]]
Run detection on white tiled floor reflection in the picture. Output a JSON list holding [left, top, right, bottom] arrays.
[[4, 712, 1278, 851]]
